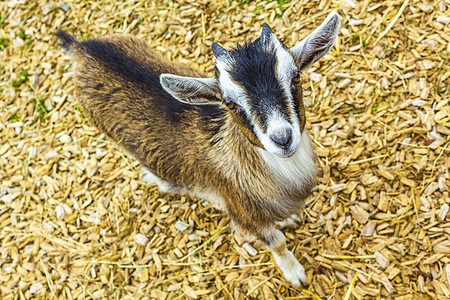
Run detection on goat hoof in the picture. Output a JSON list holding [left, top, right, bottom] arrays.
[[274, 251, 308, 287]]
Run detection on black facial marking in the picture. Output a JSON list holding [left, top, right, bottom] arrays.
[[228, 40, 291, 133], [291, 83, 305, 132]]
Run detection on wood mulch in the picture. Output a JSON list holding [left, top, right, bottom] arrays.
[[0, 0, 449, 299]]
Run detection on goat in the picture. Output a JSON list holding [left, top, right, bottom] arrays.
[[56, 11, 340, 287]]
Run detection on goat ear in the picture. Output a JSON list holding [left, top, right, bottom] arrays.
[[260, 23, 274, 45], [290, 11, 340, 71], [160, 74, 221, 105]]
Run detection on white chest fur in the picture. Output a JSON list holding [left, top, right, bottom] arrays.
[[257, 132, 316, 187]]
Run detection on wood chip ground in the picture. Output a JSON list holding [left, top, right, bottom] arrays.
[[0, 0, 449, 299]]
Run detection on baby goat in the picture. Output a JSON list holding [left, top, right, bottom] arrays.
[[57, 11, 340, 287]]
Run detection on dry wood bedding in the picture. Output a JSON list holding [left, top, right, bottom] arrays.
[[0, 0, 449, 299]]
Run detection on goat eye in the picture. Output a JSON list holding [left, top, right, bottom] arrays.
[[224, 97, 236, 110], [292, 71, 300, 84]]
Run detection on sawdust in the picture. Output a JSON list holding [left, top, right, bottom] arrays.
[[0, 0, 449, 299]]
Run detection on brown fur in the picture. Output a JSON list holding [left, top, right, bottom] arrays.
[[57, 11, 342, 286], [61, 34, 316, 237]]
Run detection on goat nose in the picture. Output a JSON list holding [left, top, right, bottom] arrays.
[[270, 129, 292, 149]]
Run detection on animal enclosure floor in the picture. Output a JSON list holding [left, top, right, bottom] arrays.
[[0, 0, 449, 299]]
